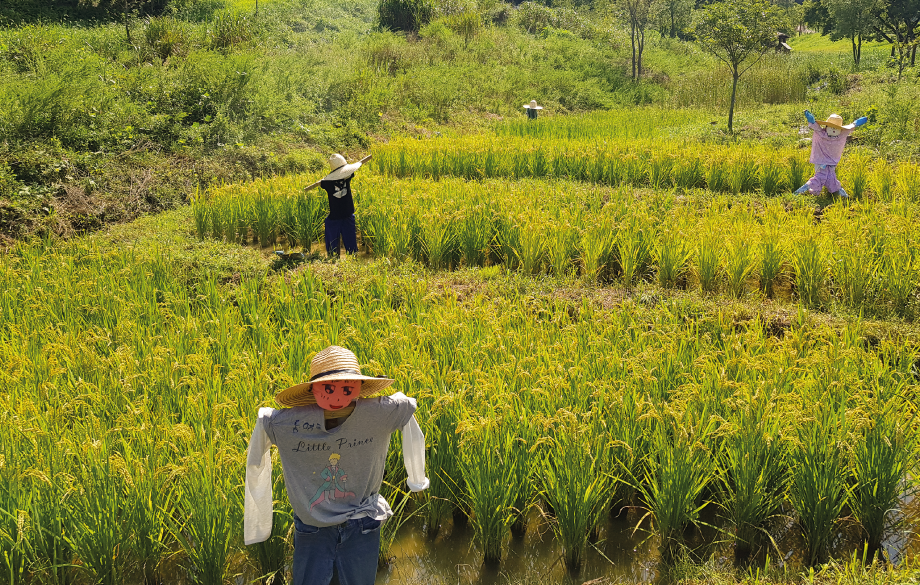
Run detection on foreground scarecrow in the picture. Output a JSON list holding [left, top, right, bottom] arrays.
[[306, 153, 371, 256], [245, 345, 429, 585], [794, 110, 868, 198]]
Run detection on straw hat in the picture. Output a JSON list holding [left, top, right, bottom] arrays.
[[523, 99, 543, 110], [819, 114, 845, 131], [275, 346, 394, 407], [323, 154, 363, 182]]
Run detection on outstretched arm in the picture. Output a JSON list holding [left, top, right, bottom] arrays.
[[853, 116, 868, 127], [360, 154, 373, 164], [304, 180, 321, 191], [804, 110, 816, 124], [244, 407, 276, 545], [402, 415, 430, 492]]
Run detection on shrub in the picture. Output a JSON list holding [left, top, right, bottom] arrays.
[[377, 0, 434, 33], [207, 10, 255, 50], [144, 16, 189, 62]]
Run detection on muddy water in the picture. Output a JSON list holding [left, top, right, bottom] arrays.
[[378, 496, 920, 585]]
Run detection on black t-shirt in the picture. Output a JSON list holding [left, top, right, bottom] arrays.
[[320, 175, 355, 219]]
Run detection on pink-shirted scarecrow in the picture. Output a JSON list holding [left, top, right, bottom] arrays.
[[794, 110, 868, 198]]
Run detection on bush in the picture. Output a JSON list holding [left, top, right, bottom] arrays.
[[144, 16, 189, 62], [512, 2, 593, 39], [207, 10, 255, 50], [377, 0, 434, 33]]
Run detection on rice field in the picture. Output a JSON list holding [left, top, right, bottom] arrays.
[[3, 109, 920, 584]]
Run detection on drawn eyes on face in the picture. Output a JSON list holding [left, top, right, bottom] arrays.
[[341, 386, 354, 396], [323, 384, 335, 395]]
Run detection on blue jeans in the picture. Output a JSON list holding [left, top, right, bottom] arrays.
[[292, 515, 381, 585], [325, 215, 358, 256]]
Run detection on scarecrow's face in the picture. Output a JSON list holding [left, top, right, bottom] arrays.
[[824, 126, 842, 137], [312, 379, 361, 410]]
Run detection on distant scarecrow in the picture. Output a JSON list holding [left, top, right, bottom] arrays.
[[305, 153, 371, 256], [794, 110, 867, 198], [523, 99, 543, 120]]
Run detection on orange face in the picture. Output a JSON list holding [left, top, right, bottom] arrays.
[[312, 379, 360, 410]]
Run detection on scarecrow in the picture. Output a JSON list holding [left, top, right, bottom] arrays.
[[523, 99, 543, 120], [245, 345, 428, 585], [305, 153, 371, 256], [794, 110, 868, 198]]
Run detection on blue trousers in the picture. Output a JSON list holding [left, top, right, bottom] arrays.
[[325, 215, 358, 255], [292, 515, 381, 585]]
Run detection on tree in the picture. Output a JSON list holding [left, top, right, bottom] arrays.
[[654, 0, 692, 39], [870, 0, 920, 66], [825, 0, 879, 66], [621, 0, 657, 79], [692, 0, 784, 133]]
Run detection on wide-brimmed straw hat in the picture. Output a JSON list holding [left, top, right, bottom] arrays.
[[523, 99, 543, 110], [275, 346, 394, 407], [819, 114, 847, 131], [323, 154, 363, 182]]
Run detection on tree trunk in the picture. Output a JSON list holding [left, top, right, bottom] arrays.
[[124, 0, 131, 45], [670, 10, 676, 38], [856, 35, 861, 66], [637, 27, 645, 77], [728, 70, 739, 133], [630, 21, 637, 79]]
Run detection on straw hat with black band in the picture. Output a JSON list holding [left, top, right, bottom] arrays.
[[275, 345, 394, 407], [323, 154, 363, 182], [819, 113, 856, 131], [523, 99, 543, 110]]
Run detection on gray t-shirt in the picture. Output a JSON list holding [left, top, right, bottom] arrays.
[[263, 392, 417, 527]]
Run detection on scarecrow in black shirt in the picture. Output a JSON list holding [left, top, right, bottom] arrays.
[[306, 153, 371, 256]]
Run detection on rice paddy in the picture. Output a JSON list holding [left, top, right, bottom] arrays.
[[3, 108, 920, 584]]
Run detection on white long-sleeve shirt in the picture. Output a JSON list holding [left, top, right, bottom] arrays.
[[244, 393, 429, 545]]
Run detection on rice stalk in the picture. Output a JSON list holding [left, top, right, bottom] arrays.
[[724, 235, 756, 299], [695, 235, 720, 293], [793, 238, 825, 308]]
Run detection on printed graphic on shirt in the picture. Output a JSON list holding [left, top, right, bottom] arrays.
[[309, 453, 356, 509], [331, 184, 348, 199]]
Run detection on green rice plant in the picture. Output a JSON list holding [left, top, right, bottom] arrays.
[[881, 235, 917, 317], [607, 156, 626, 186], [832, 238, 879, 311], [459, 205, 493, 267], [172, 444, 239, 585], [121, 438, 176, 585], [844, 150, 870, 200], [295, 191, 323, 254], [539, 419, 616, 571], [253, 192, 277, 248], [383, 211, 417, 262], [494, 216, 522, 270], [895, 163, 920, 202], [604, 388, 651, 510], [793, 238, 825, 308], [548, 222, 578, 278], [673, 157, 705, 191], [419, 213, 459, 270], [277, 195, 297, 249], [788, 405, 848, 567], [235, 199, 250, 245], [706, 159, 728, 193], [871, 159, 893, 202], [787, 155, 808, 193], [850, 400, 915, 561], [654, 227, 690, 288], [580, 220, 616, 281], [515, 220, 547, 275], [636, 407, 718, 563], [378, 484, 424, 569], [458, 417, 522, 565], [192, 192, 209, 240], [530, 148, 549, 178], [617, 215, 651, 287], [759, 160, 785, 196], [715, 399, 789, 560], [624, 154, 648, 186], [648, 155, 674, 189], [723, 235, 756, 299], [67, 436, 128, 585], [424, 399, 464, 537], [759, 226, 785, 299], [695, 235, 720, 293], [729, 157, 759, 195], [210, 199, 224, 241], [0, 440, 31, 585]]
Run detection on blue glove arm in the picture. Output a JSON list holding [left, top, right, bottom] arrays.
[[804, 110, 815, 124], [854, 116, 868, 127]]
